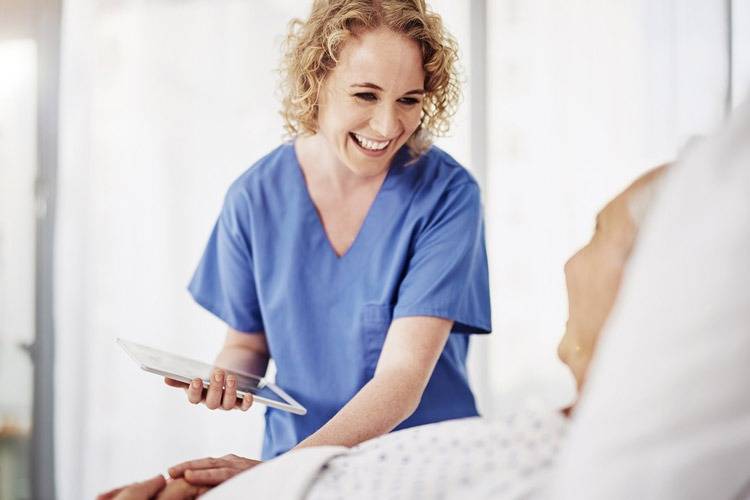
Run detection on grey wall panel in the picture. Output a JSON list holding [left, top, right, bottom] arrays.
[[732, 0, 750, 106]]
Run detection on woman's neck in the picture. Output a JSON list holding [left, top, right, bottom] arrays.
[[296, 134, 386, 197]]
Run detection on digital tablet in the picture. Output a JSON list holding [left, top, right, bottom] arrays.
[[117, 338, 307, 415]]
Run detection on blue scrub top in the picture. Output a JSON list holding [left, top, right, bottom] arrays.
[[188, 143, 491, 459]]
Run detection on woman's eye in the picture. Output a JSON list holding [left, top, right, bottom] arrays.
[[354, 92, 377, 102], [398, 97, 421, 106]]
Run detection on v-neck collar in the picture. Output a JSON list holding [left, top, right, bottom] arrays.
[[289, 142, 404, 261]]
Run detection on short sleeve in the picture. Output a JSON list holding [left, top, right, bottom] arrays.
[[392, 182, 491, 334], [188, 186, 264, 333]]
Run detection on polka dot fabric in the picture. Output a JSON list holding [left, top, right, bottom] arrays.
[[306, 406, 568, 500]]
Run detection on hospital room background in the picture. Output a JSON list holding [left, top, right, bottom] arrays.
[[0, 0, 747, 498]]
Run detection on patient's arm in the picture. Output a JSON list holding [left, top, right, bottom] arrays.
[[294, 315, 452, 449]]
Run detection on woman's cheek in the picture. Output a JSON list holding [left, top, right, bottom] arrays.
[[407, 109, 422, 132]]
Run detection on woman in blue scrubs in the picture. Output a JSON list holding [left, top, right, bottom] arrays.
[[165, 0, 491, 487]]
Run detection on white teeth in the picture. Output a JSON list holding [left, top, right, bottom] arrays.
[[353, 133, 390, 151]]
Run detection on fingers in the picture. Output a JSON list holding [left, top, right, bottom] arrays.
[[183, 369, 251, 411], [184, 467, 238, 486], [240, 393, 253, 411], [204, 369, 224, 409], [128, 475, 168, 498], [186, 379, 204, 405], [155, 479, 209, 500], [164, 378, 189, 389], [221, 375, 237, 410], [168, 457, 221, 479], [96, 486, 124, 500], [97, 475, 166, 500]]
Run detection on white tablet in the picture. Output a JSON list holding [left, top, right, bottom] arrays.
[[117, 338, 307, 415]]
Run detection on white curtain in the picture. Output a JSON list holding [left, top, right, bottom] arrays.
[[55, 0, 737, 498]]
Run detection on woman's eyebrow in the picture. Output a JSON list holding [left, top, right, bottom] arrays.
[[350, 82, 425, 96]]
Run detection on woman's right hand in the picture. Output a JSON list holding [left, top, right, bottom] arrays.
[[164, 368, 254, 411]]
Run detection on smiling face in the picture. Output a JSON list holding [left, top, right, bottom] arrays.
[[315, 27, 425, 177], [558, 168, 665, 392]]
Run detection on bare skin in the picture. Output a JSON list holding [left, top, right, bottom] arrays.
[[167, 454, 261, 487], [96, 475, 209, 500], [163, 328, 268, 411], [294, 24, 425, 257], [164, 317, 452, 488], [558, 166, 666, 395]]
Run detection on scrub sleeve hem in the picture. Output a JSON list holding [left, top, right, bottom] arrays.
[[391, 306, 491, 335]]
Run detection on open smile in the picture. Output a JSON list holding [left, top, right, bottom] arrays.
[[349, 132, 392, 155]]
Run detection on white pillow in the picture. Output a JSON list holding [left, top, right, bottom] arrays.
[[546, 98, 750, 500]]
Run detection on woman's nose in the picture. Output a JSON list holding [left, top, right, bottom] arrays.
[[370, 104, 400, 139]]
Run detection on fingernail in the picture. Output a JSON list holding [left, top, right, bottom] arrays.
[[226, 376, 235, 387], [192, 380, 201, 388], [214, 371, 223, 382]]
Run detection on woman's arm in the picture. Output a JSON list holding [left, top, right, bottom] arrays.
[[168, 318, 450, 487], [165, 327, 270, 410], [197, 328, 270, 409], [214, 327, 270, 376], [294, 316, 452, 449]]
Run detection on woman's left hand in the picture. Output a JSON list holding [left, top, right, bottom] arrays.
[[168, 454, 262, 486]]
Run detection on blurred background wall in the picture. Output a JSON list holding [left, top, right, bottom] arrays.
[[0, 0, 747, 498], [1, 0, 50, 498]]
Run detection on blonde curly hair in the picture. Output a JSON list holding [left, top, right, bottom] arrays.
[[279, 0, 461, 157]]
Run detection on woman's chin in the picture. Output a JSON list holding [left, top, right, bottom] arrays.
[[343, 142, 393, 177]]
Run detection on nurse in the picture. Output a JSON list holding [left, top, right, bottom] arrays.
[[166, 0, 491, 485]]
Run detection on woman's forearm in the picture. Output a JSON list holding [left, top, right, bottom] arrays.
[[214, 344, 269, 377], [293, 369, 421, 449], [294, 317, 452, 450]]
